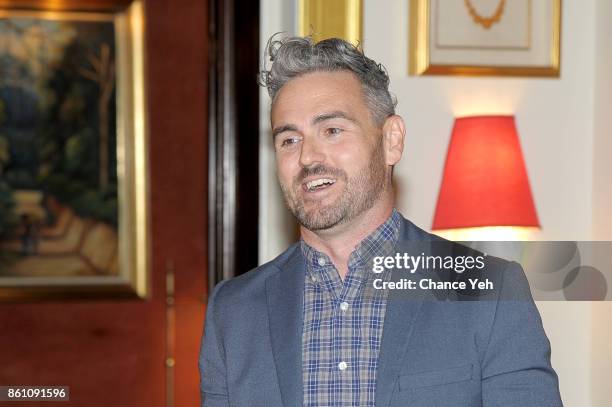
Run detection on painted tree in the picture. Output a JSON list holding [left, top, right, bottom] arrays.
[[0, 99, 17, 243], [77, 43, 115, 193], [0, 101, 8, 176]]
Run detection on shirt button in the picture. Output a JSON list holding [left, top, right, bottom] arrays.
[[338, 361, 348, 371], [339, 301, 349, 312], [317, 257, 326, 266]]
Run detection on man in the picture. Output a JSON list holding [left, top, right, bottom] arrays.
[[199, 36, 562, 406]]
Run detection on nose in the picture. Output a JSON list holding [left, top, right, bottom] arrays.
[[299, 137, 325, 168]]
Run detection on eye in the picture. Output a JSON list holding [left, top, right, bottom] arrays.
[[279, 136, 300, 148], [326, 127, 343, 136]]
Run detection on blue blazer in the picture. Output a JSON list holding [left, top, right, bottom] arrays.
[[199, 216, 562, 406]]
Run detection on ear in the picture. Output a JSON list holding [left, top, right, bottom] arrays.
[[382, 115, 405, 166]]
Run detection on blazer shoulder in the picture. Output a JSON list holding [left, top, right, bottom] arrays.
[[398, 215, 445, 242], [397, 213, 529, 300], [210, 242, 301, 307], [399, 213, 515, 266]]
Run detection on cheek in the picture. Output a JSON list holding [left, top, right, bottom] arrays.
[[332, 143, 370, 173], [276, 154, 299, 184]]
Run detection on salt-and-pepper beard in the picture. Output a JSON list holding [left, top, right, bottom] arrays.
[[280, 138, 388, 232]]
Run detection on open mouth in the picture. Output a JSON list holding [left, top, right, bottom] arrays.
[[303, 178, 336, 192]]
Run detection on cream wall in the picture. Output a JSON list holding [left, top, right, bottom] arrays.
[[591, 0, 612, 405], [259, 1, 611, 405], [593, 0, 612, 240]]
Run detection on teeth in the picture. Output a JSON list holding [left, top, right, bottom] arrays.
[[306, 178, 336, 191]]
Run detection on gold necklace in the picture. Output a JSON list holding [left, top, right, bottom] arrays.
[[464, 0, 506, 29]]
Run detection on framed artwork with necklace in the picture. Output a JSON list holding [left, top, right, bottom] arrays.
[[409, 0, 561, 77]]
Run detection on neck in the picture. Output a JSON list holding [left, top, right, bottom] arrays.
[[300, 196, 394, 279]]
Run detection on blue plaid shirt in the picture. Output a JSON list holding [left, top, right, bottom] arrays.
[[301, 209, 402, 406]]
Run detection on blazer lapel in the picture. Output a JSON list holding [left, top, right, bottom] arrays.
[[375, 286, 425, 406], [375, 218, 429, 407], [266, 247, 305, 407]]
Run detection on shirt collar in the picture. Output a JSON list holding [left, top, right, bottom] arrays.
[[300, 209, 402, 279]]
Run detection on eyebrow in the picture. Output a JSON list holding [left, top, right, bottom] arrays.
[[312, 111, 358, 125], [272, 111, 358, 140], [272, 124, 298, 139]]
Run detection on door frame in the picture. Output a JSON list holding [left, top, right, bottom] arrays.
[[208, 0, 260, 291]]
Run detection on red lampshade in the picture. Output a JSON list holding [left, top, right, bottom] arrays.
[[432, 115, 540, 230]]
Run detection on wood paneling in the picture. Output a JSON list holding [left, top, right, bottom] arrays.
[[147, 0, 209, 404], [0, 0, 209, 405]]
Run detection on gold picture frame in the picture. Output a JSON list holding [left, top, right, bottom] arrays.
[[0, 1, 149, 301], [409, 0, 561, 77], [298, 0, 362, 45]]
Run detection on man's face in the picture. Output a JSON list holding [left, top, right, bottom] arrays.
[[271, 70, 389, 232]]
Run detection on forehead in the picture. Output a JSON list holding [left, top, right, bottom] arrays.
[[271, 70, 367, 125]]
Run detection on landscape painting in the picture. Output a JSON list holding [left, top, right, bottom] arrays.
[[0, 6, 148, 300]]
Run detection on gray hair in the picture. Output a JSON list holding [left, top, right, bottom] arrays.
[[259, 35, 396, 126]]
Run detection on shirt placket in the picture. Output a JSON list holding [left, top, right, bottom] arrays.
[[312, 255, 343, 405], [343, 257, 367, 405], [319, 255, 365, 406]]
